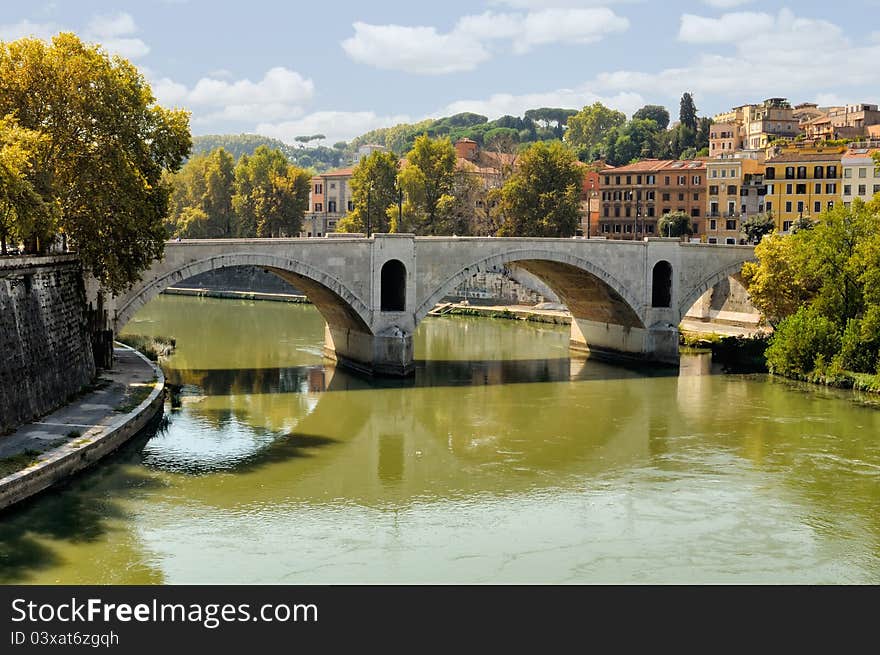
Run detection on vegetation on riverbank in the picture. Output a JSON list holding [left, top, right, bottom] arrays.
[[742, 196, 880, 392], [117, 335, 176, 362]]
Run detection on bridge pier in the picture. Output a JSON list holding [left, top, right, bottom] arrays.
[[323, 325, 414, 377], [570, 318, 679, 366]]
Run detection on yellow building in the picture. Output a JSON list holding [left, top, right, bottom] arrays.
[[705, 158, 766, 244], [764, 147, 844, 231]]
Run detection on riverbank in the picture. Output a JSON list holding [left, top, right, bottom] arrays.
[[0, 344, 165, 512], [164, 286, 309, 303]]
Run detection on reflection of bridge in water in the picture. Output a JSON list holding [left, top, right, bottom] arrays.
[[108, 236, 754, 375]]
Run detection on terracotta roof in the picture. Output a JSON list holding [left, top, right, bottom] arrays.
[[601, 159, 670, 173], [319, 167, 355, 177], [842, 148, 880, 160]]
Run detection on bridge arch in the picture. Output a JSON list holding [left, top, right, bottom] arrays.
[[414, 248, 646, 329], [114, 252, 373, 334], [678, 260, 750, 319]]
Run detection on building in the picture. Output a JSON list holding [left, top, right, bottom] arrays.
[[841, 146, 880, 206], [704, 157, 766, 244], [452, 138, 518, 235], [302, 167, 355, 236], [354, 143, 387, 163], [599, 159, 706, 239], [764, 147, 844, 231], [712, 99, 800, 153], [577, 164, 606, 237]]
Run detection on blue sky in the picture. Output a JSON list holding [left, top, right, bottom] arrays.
[[2, 1, 878, 144]]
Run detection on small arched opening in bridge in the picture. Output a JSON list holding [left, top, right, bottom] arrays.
[[679, 265, 760, 329], [651, 261, 672, 308], [380, 259, 406, 312]]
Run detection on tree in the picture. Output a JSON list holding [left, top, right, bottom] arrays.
[[337, 151, 399, 234], [231, 146, 291, 237], [0, 115, 53, 254], [633, 105, 670, 130], [564, 102, 626, 160], [203, 148, 236, 236], [679, 92, 698, 131], [0, 33, 191, 292], [252, 167, 310, 237], [397, 135, 457, 235], [743, 198, 880, 374], [657, 211, 692, 238], [740, 212, 775, 244], [497, 141, 583, 237], [601, 118, 662, 165]]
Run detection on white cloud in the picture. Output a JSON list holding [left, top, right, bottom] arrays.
[[342, 7, 629, 74], [0, 19, 63, 41], [87, 13, 137, 37], [702, 0, 754, 8], [591, 9, 878, 106], [86, 12, 149, 58], [488, 0, 640, 6], [151, 67, 315, 123], [341, 22, 490, 74], [678, 12, 774, 43], [256, 111, 412, 145]]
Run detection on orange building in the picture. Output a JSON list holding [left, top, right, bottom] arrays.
[[599, 159, 706, 239]]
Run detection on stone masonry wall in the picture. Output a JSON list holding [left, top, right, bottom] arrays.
[[0, 256, 96, 433]]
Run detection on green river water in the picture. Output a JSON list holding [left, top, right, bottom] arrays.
[[2, 294, 879, 583]]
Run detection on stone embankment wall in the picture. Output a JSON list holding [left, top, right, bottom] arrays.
[[0, 256, 96, 433]]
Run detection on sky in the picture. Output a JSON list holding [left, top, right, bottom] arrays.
[[2, 0, 879, 145]]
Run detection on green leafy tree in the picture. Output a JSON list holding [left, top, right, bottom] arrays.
[[679, 92, 698, 131], [497, 141, 583, 237], [633, 105, 670, 130], [166, 148, 236, 238], [337, 151, 399, 234], [740, 212, 775, 244], [0, 115, 54, 254], [601, 118, 662, 165], [231, 146, 291, 237], [765, 306, 841, 376], [252, 167, 311, 237], [397, 135, 457, 235], [564, 102, 626, 159], [0, 33, 192, 292], [657, 211, 693, 238]]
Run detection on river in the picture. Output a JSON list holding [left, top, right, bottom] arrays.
[[2, 294, 879, 583]]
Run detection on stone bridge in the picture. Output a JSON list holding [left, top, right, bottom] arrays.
[[109, 235, 755, 376]]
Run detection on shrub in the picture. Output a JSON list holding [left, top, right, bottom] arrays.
[[765, 307, 840, 376], [834, 318, 880, 374]]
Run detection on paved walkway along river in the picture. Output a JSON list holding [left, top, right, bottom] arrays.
[[0, 345, 164, 510]]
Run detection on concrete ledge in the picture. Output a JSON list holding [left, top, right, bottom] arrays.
[[0, 344, 165, 513]]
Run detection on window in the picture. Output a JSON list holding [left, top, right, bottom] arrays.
[[347, 201, 355, 211], [785, 201, 792, 212], [786, 184, 793, 194], [678, 176, 686, 185], [314, 184, 323, 194], [828, 201, 835, 210], [604, 176, 610, 185], [730, 169, 736, 178], [624, 224, 632, 233], [710, 186, 719, 195], [614, 224, 622, 233], [797, 201, 804, 213], [814, 183, 822, 194], [711, 169, 718, 178], [693, 176, 701, 185], [827, 166, 837, 178], [647, 224, 655, 234], [646, 191, 655, 201], [725, 237, 736, 245], [636, 175, 642, 184], [615, 176, 621, 185], [765, 167, 775, 180], [874, 184, 880, 195], [646, 175, 656, 185], [327, 200, 336, 213], [603, 207, 609, 217], [796, 166, 807, 179], [785, 167, 794, 179], [858, 168, 867, 178], [814, 166, 824, 179], [708, 237, 718, 244], [692, 223, 699, 234], [709, 219, 717, 230], [858, 184, 867, 195], [614, 206, 620, 217], [678, 193, 684, 201], [766, 201, 772, 212], [647, 206, 655, 217], [796, 184, 806, 195], [328, 221, 336, 228], [662, 208, 670, 215], [625, 207, 631, 218], [844, 185, 851, 195], [767, 184, 774, 195], [727, 185, 736, 195], [664, 176, 670, 185], [814, 201, 821, 213], [691, 208, 700, 217], [314, 202, 323, 212], [783, 221, 792, 231], [330, 182, 336, 189], [844, 168, 853, 178], [726, 219, 736, 230], [662, 193, 670, 201], [601, 224, 610, 233]]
